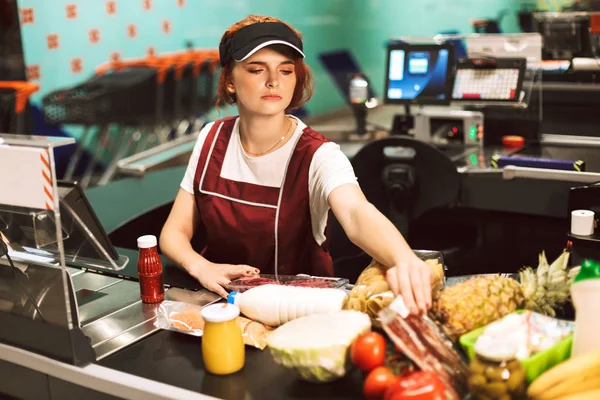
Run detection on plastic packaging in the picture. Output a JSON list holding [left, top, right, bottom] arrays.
[[460, 310, 574, 383], [137, 235, 164, 303], [201, 303, 245, 375], [156, 301, 205, 336], [155, 300, 273, 350], [227, 274, 348, 293], [380, 296, 469, 400], [236, 316, 274, 350], [344, 254, 445, 327], [228, 284, 348, 327], [473, 311, 574, 360], [571, 259, 600, 357]]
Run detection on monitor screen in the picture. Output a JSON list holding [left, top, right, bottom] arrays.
[[384, 43, 454, 105]]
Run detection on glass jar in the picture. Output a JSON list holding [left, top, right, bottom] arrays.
[[137, 235, 165, 303], [201, 303, 245, 375], [468, 340, 526, 400]]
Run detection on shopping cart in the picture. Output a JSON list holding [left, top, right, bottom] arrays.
[[43, 60, 167, 187], [173, 49, 220, 137], [0, 81, 39, 135], [42, 49, 220, 188], [114, 50, 221, 179]]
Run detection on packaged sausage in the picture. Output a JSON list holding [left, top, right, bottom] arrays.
[[380, 296, 469, 400]]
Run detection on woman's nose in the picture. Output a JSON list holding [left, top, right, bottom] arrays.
[[266, 72, 279, 88]]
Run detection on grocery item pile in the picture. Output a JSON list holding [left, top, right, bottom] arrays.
[[155, 248, 600, 400]]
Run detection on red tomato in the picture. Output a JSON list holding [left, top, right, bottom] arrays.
[[350, 332, 386, 372], [364, 366, 399, 400], [383, 371, 446, 400]]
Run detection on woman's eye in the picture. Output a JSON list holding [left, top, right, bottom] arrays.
[[248, 69, 263, 74], [281, 70, 294, 75]]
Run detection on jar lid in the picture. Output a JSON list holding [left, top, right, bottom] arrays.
[[474, 337, 518, 362], [574, 259, 600, 283], [201, 303, 240, 323], [137, 235, 157, 249]]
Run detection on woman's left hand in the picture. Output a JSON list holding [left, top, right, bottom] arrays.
[[385, 257, 432, 315]]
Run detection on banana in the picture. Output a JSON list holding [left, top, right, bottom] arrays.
[[528, 348, 600, 399], [534, 373, 600, 400], [554, 388, 600, 400]]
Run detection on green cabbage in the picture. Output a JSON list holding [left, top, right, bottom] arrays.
[[267, 311, 372, 382]]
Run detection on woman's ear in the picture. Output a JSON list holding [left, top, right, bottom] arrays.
[[227, 81, 235, 94]]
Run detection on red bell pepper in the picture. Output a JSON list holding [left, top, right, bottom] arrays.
[[383, 371, 446, 400]]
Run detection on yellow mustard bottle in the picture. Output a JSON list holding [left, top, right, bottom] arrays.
[[201, 303, 245, 375]]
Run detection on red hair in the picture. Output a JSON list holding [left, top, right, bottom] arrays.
[[216, 15, 314, 111]]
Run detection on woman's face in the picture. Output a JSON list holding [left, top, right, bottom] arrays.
[[229, 46, 297, 117]]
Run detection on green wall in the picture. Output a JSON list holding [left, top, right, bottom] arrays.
[[17, 0, 522, 136]]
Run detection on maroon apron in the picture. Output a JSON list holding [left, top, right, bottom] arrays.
[[192, 116, 334, 277]]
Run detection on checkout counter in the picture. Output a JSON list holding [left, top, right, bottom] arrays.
[[311, 103, 600, 219], [0, 134, 357, 400], [0, 140, 597, 400]]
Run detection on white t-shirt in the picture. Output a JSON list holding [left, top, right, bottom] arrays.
[[180, 116, 359, 246]]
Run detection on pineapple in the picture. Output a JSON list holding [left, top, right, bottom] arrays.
[[431, 249, 572, 340]]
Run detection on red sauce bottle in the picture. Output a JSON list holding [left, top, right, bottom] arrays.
[[137, 235, 165, 303]]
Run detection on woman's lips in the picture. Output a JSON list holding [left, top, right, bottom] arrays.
[[261, 94, 282, 100]]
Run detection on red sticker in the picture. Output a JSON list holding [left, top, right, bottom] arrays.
[[111, 52, 121, 63], [106, 1, 116, 15], [89, 29, 100, 44], [162, 20, 171, 34], [71, 58, 83, 74], [47, 34, 59, 50], [177, 0, 186, 7], [21, 8, 35, 24], [127, 24, 137, 38], [143, 0, 152, 10], [147, 46, 156, 57], [66, 4, 77, 19], [26, 65, 41, 80]]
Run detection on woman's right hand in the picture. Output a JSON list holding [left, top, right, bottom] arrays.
[[188, 262, 260, 298]]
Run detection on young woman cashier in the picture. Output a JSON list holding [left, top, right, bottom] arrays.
[[160, 15, 432, 315]]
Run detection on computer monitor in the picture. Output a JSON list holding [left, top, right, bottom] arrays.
[[384, 43, 455, 105]]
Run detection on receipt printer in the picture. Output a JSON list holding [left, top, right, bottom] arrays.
[[413, 109, 484, 146]]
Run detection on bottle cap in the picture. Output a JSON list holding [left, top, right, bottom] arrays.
[[574, 259, 600, 283], [474, 337, 518, 362], [201, 303, 240, 323], [137, 235, 157, 249], [227, 291, 238, 305]]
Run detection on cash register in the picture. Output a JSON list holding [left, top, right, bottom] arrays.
[[383, 42, 487, 160]]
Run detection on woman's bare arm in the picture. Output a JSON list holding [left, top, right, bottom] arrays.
[[159, 189, 210, 272], [329, 183, 432, 314]]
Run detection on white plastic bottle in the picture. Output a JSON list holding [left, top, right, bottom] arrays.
[[570, 259, 600, 357], [227, 284, 348, 327]]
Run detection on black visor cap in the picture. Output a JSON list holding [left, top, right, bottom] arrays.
[[219, 22, 305, 66]]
